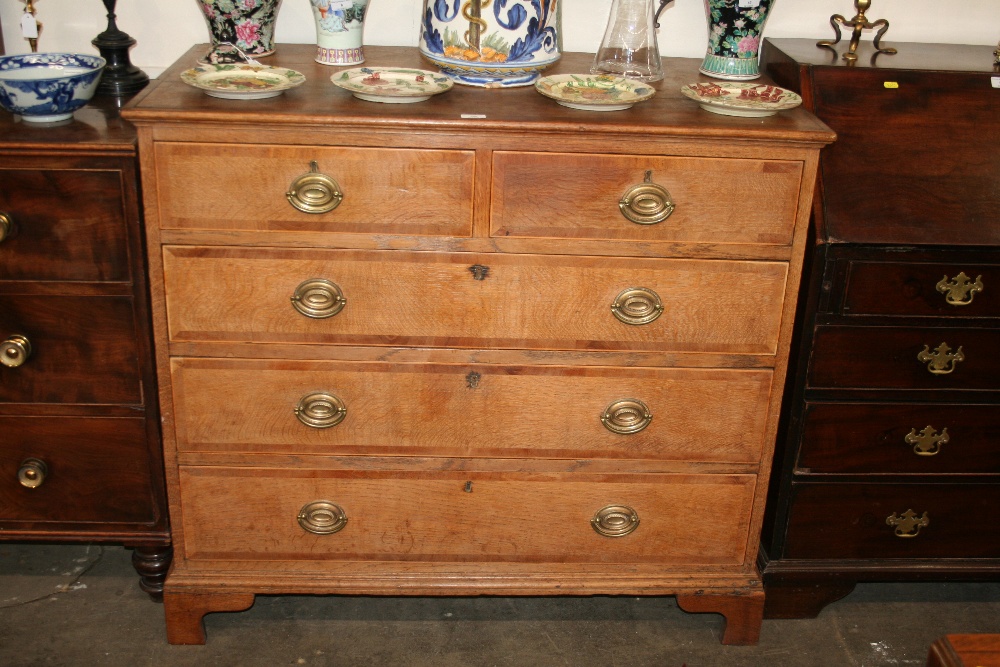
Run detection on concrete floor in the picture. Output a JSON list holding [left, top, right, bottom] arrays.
[[1, 543, 998, 666]]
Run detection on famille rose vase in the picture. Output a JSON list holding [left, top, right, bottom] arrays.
[[197, 0, 282, 57], [310, 0, 370, 65], [701, 0, 775, 80], [419, 0, 560, 87]]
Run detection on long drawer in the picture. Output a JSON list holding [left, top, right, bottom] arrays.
[[171, 358, 773, 462], [842, 261, 998, 318], [0, 295, 142, 405], [152, 142, 475, 236], [178, 466, 756, 565], [162, 247, 788, 355], [797, 402, 1000, 474], [490, 151, 803, 245], [808, 326, 1000, 391], [783, 483, 1000, 560], [0, 417, 157, 525]]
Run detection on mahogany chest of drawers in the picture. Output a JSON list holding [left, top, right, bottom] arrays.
[[125, 45, 832, 644], [0, 98, 170, 596], [759, 39, 1000, 617]]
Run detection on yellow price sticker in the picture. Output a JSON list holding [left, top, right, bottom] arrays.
[[884, 81, 900, 89]]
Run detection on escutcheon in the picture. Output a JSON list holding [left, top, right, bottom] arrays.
[[935, 272, 983, 306], [886, 509, 929, 538], [297, 500, 348, 535], [591, 505, 640, 537]]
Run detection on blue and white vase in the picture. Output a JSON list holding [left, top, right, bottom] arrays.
[[419, 0, 560, 88], [310, 0, 369, 66], [701, 0, 775, 80]]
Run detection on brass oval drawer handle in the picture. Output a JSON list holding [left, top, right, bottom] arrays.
[[936, 272, 983, 306], [601, 398, 652, 435], [592, 505, 640, 538], [904, 426, 949, 456], [291, 278, 346, 319], [295, 392, 347, 429], [619, 170, 675, 225], [286, 161, 343, 214], [917, 342, 964, 375], [0, 212, 15, 243], [297, 500, 348, 535], [886, 509, 929, 538], [1, 334, 32, 368], [17, 458, 48, 489], [611, 287, 663, 326]]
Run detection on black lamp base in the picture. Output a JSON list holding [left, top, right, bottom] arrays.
[[92, 2, 149, 97]]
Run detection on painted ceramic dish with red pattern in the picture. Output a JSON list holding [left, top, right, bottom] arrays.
[[535, 74, 655, 112], [331, 67, 453, 103], [681, 81, 802, 117], [180, 63, 305, 100]]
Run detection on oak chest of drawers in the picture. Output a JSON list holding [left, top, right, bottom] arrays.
[[0, 98, 170, 595], [125, 45, 832, 644], [759, 39, 1000, 617]]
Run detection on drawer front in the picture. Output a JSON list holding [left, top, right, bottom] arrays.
[[171, 358, 773, 463], [808, 326, 1000, 391], [797, 402, 1000, 474], [0, 295, 142, 405], [0, 417, 157, 525], [163, 247, 788, 355], [783, 483, 1000, 560], [179, 467, 755, 564], [491, 151, 803, 245], [153, 142, 475, 236], [842, 261, 998, 318], [0, 168, 129, 282]]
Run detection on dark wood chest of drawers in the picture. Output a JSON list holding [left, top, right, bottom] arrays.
[[0, 99, 170, 596], [759, 39, 1000, 617]]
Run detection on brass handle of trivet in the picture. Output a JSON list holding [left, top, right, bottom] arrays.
[[290, 278, 346, 319], [886, 509, 929, 538], [619, 171, 675, 225], [294, 392, 347, 429], [601, 398, 652, 435], [904, 426, 949, 456], [297, 501, 348, 535], [935, 272, 983, 306], [286, 161, 343, 214], [17, 458, 48, 489], [0, 212, 15, 243], [0, 334, 32, 368], [591, 505, 640, 538], [611, 287, 663, 326], [917, 343, 964, 375]]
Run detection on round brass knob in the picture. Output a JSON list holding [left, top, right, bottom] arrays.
[[601, 398, 653, 435], [0, 334, 32, 368], [592, 505, 639, 538], [286, 161, 343, 214], [291, 279, 346, 319], [0, 212, 15, 243], [18, 458, 48, 489], [611, 287, 663, 326], [295, 392, 347, 429], [619, 172, 675, 225], [297, 500, 348, 535]]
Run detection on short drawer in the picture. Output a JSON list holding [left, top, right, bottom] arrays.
[[490, 151, 803, 245], [0, 296, 142, 405], [842, 261, 998, 317], [171, 358, 773, 463], [797, 402, 1000, 474], [163, 247, 788, 355], [808, 326, 1000, 391], [178, 466, 755, 565], [0, 168, 129, 282], [0, 417, 157, 525], [783, 483, 1000, 560], [152, 142, 475, 236]]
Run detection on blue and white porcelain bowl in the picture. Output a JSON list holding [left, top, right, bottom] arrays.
[[0, 53, 106, 123]]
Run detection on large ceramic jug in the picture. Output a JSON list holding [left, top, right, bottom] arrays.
[[419, 0, 560, 87], [701, 0, 774, 80]]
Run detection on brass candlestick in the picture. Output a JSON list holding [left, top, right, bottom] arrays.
[[817, 0, 897, 63]]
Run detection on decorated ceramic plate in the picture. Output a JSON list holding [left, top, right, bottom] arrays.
[[180, 63, 305, 100], [680, 82, 802, 117], [331, 67, 453, 103], [535, 74, 655, 111]]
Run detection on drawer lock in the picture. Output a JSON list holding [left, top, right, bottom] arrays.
[[601, 398, 652, 435], [592, 505, 640, 537], [904, 426, 949, 456], [297, 501, 348, 535], [295, 392, 347, 429], [17, 458, 48, 489], [291, 278, 346, 319], [917, 342, 964, 375], [619, 171, 675, 225], [286, 161, 343, 214], [886, 509, 929, 538], [0, 334, 32, 368], [935, 272, 983, 306]]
